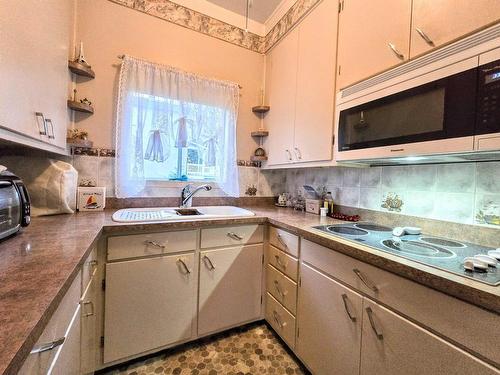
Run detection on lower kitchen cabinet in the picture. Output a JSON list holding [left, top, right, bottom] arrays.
[[104, 253, 196, 363], [48, 306, 81, 375], [296, 263, 363, 375], [198, 244, 263, 336], [360, 299, 499, 375], [80, 274, 98, 374]]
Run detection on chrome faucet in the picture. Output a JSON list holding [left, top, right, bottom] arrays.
[[180, 184, 212, 208]]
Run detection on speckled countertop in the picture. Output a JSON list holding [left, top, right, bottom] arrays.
[[0, 207, 499, 375]]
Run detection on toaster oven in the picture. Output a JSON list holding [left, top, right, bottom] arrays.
[[0, 168, 30, 240]]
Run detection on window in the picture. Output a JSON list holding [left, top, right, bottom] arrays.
[[115, 56, 239, 198]]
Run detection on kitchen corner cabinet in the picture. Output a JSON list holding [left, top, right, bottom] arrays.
[[264, 0, 337, 166], [198, 244, 263, 335], [410, 0, 500, 57], [296, 263, 362, 375], [337, 0, 412, 89], [360, 300, 499, 375], [0, 0, 72, 152], [104, 254, 196, 363]]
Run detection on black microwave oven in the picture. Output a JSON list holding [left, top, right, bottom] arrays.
[[337, 58, 500, 153]]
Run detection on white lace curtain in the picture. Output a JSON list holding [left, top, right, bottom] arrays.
[[115, 55, 240, 198]]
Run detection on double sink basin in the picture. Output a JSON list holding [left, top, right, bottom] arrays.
[[112, 206, 255, 222]]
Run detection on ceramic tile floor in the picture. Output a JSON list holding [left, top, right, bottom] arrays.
[[100, 322, 308, 375]]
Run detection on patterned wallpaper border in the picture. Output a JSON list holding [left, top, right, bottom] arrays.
[[106, 0, 322, 54]]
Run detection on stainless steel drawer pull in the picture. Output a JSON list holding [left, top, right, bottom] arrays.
[[203, 255, 216, 270], [82, 301, 94, 317], [415, 27, 434, 45], [144, 240, 166, 250], [35, 112, 47, 135], [353, 269, 378, 292], [366, 307, 383, 340], [294, 147, 302, 160], [227, 232, 243, 241], [272, 310, 287, 329], [274, 280, 288, 298], [177, 258, 191, 274], [388, 43, 405, 60], [390, 148, 405, 152], [30, 337, 65, 354], [276, 233, 288, 248], [45, 119, 55, 139], [274, 255, 287, 269], [341, 293, 356, 322], [285, 149, 292, 161]]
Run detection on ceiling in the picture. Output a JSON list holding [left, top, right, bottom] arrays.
[[205, 0, 283, 23]]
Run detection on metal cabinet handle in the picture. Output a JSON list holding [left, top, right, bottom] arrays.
[[294, 147, 302, 160], [341, 293, 356, 322], [30, 337, 65, 354], [227, 232, 243, 241], [388, 43, 405, 60], [35, 112, 47, 135], [144, 240, 166, 250], [276, 233, 288, 248], [203, 255, 216, 270], [274, 254, 287, 269], [390, 148, 405, 152], [366, 307, 383, 340], [81, 300, 94, 317], [177, 258, 191, 274], [353, 269, 378, 292], [274, 280, 288, 298], [272, 310, 287, 329], [415, 27, 434, 46], [45, 119, 55, 139], [285, 149, 293, 161]]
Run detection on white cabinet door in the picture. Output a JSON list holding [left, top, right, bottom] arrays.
[[0, 0, 72, 151], [48, 306, 81, 375], [360, 300, 499, 375], [296, 263, 362, 375], [293, 0, 337, 163], [264, 29, 299, 166], [411, 0, 500, 57], [80, 274, 98, 374], [104, 253, 196, 363], [198, 244, 263, 335], [337, 0, 412, 89]]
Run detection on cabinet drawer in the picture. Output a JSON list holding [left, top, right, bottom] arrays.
[[266, 264, 297, 315], [301, 239, 500, 365], [19, 272, 81, 375], [266, 293, 296, 349], [201, 224, 263, 249], [267, 245, 298, 281], [81, 246, 97, 294], [107, 230, 197, 261], [269, 226, 299, 257]]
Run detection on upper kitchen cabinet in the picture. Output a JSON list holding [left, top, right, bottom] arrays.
[[264, 0, 338, 166], [265, 28, 299, 166], [0, 0, 73, 153], [336, 0, 412, 89], [410, 0, 500, 57]]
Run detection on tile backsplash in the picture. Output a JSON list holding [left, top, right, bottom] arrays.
[[284, 163, 500, 227]]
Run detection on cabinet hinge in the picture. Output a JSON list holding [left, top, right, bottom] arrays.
[[338, 0, 344, 13], [338, 65, 341, 76], [298, 276, 301, 287], [100, 336, 105, 347], [101, 279, 106, 291], [262, 254, 264, 265], [332, 134, 335, 146], [297, 326, 300, 338], [260, 295, 263, 305]]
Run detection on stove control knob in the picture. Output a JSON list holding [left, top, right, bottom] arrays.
[[392, 227, 405, 237], [487, 249, 500, 260], [474, 254, 497, 267], [463, 257, 488, 271]]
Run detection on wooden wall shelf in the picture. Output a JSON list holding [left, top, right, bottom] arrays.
[[252, 105, 270, 114], [67, 100, 94, 114], [68, 60, 95, 78], [250, 155, 268, 162], [67, 139, 93, 148], [251, 130, 269, 137]]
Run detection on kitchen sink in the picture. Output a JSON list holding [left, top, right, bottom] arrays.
[[112, 206, 255, 222]]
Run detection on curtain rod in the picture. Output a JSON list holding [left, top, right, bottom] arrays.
[[117, 55, 242, 89]]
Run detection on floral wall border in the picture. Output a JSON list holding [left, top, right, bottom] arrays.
[[106, 0, 322, 54]]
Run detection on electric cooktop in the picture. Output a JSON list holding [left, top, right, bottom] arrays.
[[313, 222, 500, 286]]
